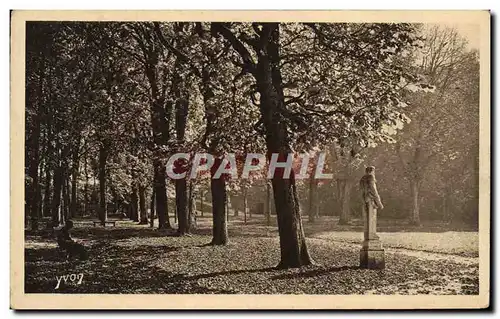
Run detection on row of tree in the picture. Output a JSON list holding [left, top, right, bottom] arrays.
[[25, 22, 479, 268]]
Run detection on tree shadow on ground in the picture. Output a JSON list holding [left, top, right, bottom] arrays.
[[70, 227, 177, 240], [25, 247, 64, 262], [189, 226, 278, 239], [24, 239, 234, 294], [174, 266, 276, 281], [271, 265, 361, 280]]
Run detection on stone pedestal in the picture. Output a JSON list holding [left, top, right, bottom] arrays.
[[359, 200, 385, 269], [360, 238, 385, 269]]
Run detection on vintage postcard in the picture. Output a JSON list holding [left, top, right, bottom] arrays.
[[11, 10, 490, 309]]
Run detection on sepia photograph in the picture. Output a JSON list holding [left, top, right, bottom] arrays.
[[10, 10, 490, 309]]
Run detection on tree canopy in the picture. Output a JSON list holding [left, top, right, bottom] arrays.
[[25, 21, 479, 268]]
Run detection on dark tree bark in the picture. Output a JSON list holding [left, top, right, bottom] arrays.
[[173, 66, 190, 235], [98, 142, 109, 224], [154, 163, 171, 229], [149, 189, 155, 228], [51, 164, 64, 226], [131, 184, 139, 222], [42, 162, 52, 219], [134, 24, 173, 231], [226, 193, 231, 222], [210, 158, 228, 245], [173, 198, 177, 224], [27, 135, 42, 230], [151, 145, 169, 229], [187, 181, 197, 230], [70, 138, 80, 218], [214, 22, 313, 268], [243, 187, 248, 224], [139, 185, 148, 224], [27, 57, 45, 230], [34, 170, 43, 225], [176, 179, 189, 235], [63, 174, 71, 221], [257, 25, 312, 268], [150, 95, 171, 230], [42, 154, 52, 219], [265, 181, 272, 226], [41, 100, 55, 221], [82, 150, 89, 217]]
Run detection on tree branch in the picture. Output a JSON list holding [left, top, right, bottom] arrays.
[[211, 23, 257, 73], [153, 22, 202, 78]]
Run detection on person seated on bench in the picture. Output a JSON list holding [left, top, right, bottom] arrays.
[[56, 220, 88, 260]]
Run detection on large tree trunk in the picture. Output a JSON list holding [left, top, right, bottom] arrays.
[[149, 189, 155, 228], [42, 162, 52, 219], [70, 171, 78, 218], [139, 185, 148, 224], [63, 175, 71, 221], [265, 181, 272, 226], [82, 151, 89, 217], [27, 135, 41, 230], [98, 143, 109, 224], [210, 161, 228, 245], [154, 163, 171, 230], [255, 24, 312, 268], [215, 22, 311, 267], [410, 179, 421, 225], [37, 163, 44, 218], [131, 184, 139, 222], [176, 179, 189, 235], [145, 50, 172, 230], [42, 97, 54, 221], [243, 188, 248, 224], [187, 181, 196, 230], [70, 139, 80, 219], [226, 193, 231, 222], [173, 70, 190, 235], [27, 59, 45, 231], [42, 158, 52, 219], [174, 200, 177, 224], [271, 176, 312, 268], [51, 165, 64, 226], [249, 199, 252, 220]]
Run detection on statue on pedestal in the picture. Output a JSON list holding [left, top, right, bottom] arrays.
[[359, 166, 385, 269]]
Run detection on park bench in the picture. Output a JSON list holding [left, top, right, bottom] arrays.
[[92, 220, 117, 227], [71, 220, 94, 227], [26, 217, 53, 230], [69, 220, 118, 227]]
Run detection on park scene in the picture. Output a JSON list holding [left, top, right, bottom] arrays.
[[24, 21, 480, 295]]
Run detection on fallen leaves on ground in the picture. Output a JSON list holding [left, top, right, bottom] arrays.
[[24, 220, 479, 295]]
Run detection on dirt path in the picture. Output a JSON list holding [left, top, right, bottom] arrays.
[[315, 238, 478, 266]]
